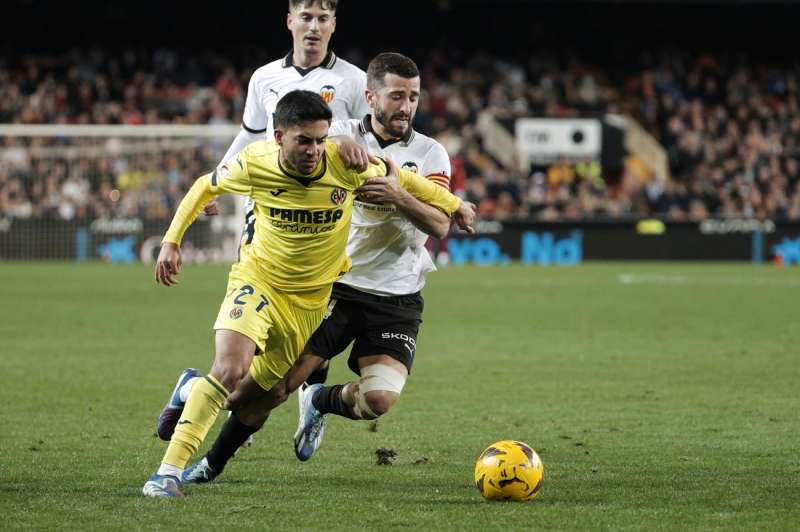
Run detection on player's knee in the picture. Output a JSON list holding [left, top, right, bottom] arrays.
[[363, 390, 399, 417], [210, 362, 249, 393], [352, 364, 407, 420], [212, 331, 257, 391]]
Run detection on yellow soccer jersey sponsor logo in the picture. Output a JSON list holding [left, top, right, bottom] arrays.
[[267, 207, 344, 234]]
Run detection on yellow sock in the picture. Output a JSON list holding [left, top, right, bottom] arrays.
[[162, 375, 229, 469]]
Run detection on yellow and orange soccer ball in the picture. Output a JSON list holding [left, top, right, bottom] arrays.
[[474, 440, 544, 502]]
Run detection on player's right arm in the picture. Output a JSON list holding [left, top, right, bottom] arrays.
[[155, 152, 253, 286], [325, 120, 370, 172]]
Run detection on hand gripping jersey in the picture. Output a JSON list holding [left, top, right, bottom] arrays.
[[162, 140, 460, 293], [330, 116, 452, 296]]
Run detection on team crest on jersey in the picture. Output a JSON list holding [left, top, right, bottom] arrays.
[[320, 85, 336, 103], [401, 161, 419, 174], [330, 188, 347, 205], [229, 307, 243, 320]]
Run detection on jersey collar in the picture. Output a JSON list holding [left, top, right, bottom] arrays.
[[277, 151, 328, 187], [359, 114, 415, 149], [282, 50, 337, 76]]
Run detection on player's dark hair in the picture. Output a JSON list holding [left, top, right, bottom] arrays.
[[274, 90, 333, 130], [289, 0, 338, 12], [367, 53, 420, 91]]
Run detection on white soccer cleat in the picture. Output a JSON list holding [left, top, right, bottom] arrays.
[[293, 383, 326, 461]]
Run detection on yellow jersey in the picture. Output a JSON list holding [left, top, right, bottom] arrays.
[[163, 140, 461, 292]]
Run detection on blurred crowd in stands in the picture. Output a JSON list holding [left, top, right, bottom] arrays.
[[1, 47, 799, 222]]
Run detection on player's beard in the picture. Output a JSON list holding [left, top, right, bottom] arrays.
[[374, 106, 411, 139]]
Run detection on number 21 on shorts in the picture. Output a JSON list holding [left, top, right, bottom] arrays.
[[233, 284, 268, 312]]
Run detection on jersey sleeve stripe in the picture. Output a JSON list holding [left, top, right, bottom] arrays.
[[242, 122, 267, 134], [211, 169, 218, 186], [427, 173, 451, 188]]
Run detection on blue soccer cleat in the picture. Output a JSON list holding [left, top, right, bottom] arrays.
[[182, 457, 218, 485], [142, 474, 183, 498], [155, 368, 200, 441], [293, 383, 326, 461]]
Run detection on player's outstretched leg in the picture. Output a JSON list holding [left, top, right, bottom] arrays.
[[142, 331, 254, 498], [155, 368, 200, 441], [296, 360, 408, 461], [184, 373, 290, 483]]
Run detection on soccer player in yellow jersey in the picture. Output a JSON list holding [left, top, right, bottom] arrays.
[[142, 90, 475, 498]]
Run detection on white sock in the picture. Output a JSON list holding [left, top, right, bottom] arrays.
[[179, 377, 199, 402], [157, 463, 183, 479]]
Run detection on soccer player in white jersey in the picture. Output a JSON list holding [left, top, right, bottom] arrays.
[[179, 53, 471, 482], [293, 54, 454, 461], [202, 0, 368, 228]]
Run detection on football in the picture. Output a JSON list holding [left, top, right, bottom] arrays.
[[474, 440, 544, 502]]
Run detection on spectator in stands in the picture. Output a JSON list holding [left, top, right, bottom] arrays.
[[2, 47, 799, 223]]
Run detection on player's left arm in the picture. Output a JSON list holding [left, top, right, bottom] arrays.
[[356, 148, 453, 238], [356, 159, 476, 234], [404, 144, 456, 238], [384, 179, 452, 239]]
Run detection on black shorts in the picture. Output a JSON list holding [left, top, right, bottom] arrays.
[[307, 283, 424, 375]]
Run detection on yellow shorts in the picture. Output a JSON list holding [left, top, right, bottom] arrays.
[[213, 261, 331, 391]]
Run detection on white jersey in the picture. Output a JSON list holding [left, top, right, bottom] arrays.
[[332, 116, 452, 296], [242, 50, 369, 137], [234, 50, 368, 239]]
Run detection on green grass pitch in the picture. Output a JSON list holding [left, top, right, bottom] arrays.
[[1, 261, 798, 531]]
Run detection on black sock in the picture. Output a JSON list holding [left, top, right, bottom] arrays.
[[311, 384, 359, 420], [205, 413, 261, 473], [305, 364, 329, 386]]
